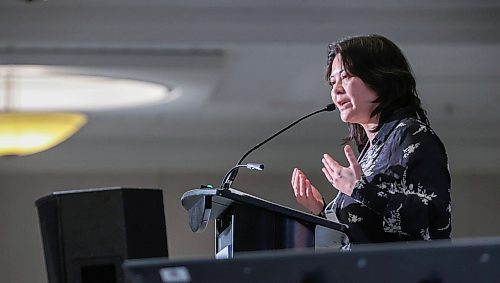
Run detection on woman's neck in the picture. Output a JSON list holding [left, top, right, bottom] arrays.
[[362, 124, 378, 144], [360, 116, 380, 144]]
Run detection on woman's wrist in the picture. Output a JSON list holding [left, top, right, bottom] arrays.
[[313, 198, 327, 218]]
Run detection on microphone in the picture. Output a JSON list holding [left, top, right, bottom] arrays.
[[220, 163, 264, 188], [220, 103, 336, 189]]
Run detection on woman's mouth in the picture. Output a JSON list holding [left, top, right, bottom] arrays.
[[337, 100, 351, 110]]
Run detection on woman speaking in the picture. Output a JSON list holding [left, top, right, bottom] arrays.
[[291, 35, 452, 244]]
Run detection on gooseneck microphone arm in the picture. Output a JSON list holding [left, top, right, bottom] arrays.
[[221, 103, 336, 189]]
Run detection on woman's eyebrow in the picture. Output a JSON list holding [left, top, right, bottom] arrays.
[[330, 68, 345, 79]]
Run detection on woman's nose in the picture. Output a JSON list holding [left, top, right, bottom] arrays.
[[330, 81, 345, 103], [332, 80, 344, 95]]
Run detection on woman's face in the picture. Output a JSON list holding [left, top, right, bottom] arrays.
[[330, 54, 379, 125]]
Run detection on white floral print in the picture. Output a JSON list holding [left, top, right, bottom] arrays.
[[403, 143, 420, 159]]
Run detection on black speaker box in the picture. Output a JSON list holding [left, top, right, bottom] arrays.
[[35, 187, 168, 283]]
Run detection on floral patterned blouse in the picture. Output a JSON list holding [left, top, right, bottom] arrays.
[[325, 111, 452, 244]]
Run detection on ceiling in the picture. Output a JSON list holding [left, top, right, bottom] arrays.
[[1, 0, 500, 176]]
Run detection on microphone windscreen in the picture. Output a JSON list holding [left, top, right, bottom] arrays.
[[325, 103, 336, 112]]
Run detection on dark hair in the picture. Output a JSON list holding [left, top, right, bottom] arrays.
[[326, 34, 428, 147]]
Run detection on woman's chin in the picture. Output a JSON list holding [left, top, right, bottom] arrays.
[[340, 112, 352, 123]]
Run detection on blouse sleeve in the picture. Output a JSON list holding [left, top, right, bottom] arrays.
[[350, 123, 452, 240]]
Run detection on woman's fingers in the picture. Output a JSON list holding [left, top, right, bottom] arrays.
[[321, 150, 361, 196], [291, 168, 299, 196], [344, 145, 357, 167], [299, 174, 305, 197], [344, 145, 362, 180], [321, 167, 332, 182], [322, 154, 341, 173], [322, 154, 341, 182], [290, 168, 325, 215], [295, 170, 311, 198], [305, 179, 311, 198]]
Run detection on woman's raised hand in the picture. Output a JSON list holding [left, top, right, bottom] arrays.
[[291, 168, 325, 215], [322, 144, 362, 196]]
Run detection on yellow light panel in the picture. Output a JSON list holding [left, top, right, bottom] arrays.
[[0, 113, 87, 156]]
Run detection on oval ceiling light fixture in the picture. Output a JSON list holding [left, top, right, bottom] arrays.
[[0, 65, 176, 111], [0, 65, 177, 156]]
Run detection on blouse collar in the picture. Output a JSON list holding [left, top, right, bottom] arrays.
[[371, 108, 417, 146]]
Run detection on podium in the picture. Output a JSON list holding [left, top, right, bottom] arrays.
[[181, 188, 349, 258]]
